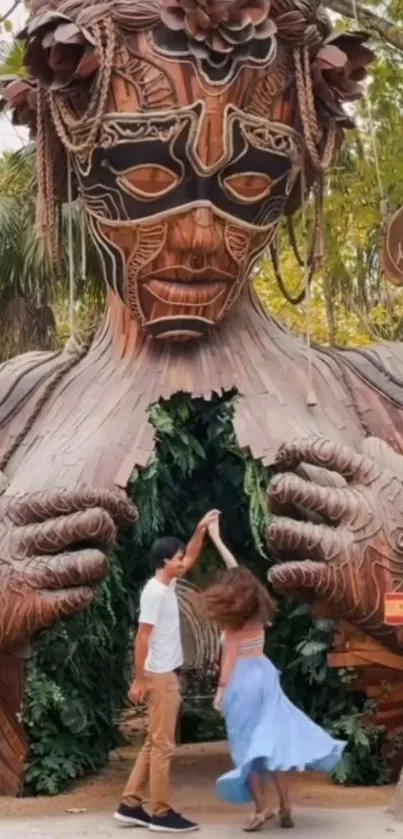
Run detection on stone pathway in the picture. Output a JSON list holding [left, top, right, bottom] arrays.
[[0, 807, 399, 838]]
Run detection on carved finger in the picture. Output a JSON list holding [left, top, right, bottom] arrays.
[[268, 472, 358, 523], [0, 583, 96, 650], [6, 486, 138, 527], [267, 517, 349, 563], [274, 437, 376, 484], [11, 508, 116, 559], [268, 560, 338, 603], [34, 586, 96, 630], [23, 549, 108, 590]]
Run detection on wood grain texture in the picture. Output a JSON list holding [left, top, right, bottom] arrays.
[[0, 655, 27, 796], [327, 623, 403, 781], [0, 486, 137, 651]]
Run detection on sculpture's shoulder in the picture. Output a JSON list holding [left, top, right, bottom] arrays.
[[334, 342, 403, 405], [323, 341, 403, 450], [0, 345, 86, 470]]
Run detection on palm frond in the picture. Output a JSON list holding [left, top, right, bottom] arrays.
[[0, 41, 24, 77]]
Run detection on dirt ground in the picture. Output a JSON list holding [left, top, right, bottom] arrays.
[[0, 741, 394, 824]]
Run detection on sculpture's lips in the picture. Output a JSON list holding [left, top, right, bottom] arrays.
[[145, 279, 226, 307]]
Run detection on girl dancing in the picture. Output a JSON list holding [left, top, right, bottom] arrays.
[[202, 520, 345, 832]]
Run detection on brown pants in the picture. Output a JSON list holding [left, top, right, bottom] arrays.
[[122, 672, 181, 816]]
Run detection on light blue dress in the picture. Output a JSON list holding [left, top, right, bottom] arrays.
[[217, 654, 346, 805]]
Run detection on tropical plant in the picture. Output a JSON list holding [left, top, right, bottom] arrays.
[[255, 25, 403, 348], [0, 145, 105, 357]]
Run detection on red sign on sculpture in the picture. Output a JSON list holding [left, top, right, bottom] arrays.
[[384, 593, 403, 626]]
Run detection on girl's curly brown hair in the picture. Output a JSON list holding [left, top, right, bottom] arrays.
[[201, 566, 275, 631]]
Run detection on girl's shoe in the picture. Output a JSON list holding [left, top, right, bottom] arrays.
[[243, 808, 276, 832]]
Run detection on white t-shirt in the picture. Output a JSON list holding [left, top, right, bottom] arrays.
[[139, 577, 183, 674]]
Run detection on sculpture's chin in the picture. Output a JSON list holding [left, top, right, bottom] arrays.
[[145, 314, 214, 341]]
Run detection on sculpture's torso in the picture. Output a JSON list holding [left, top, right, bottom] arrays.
[[1, 292, 403, 494]]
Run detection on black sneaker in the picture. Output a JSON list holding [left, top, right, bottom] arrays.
[[149, 810, 199, 833], [113, 802, 151, 827]]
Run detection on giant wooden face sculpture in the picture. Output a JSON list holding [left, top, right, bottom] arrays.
[[10, 0, 372, 341], [81, 42, 304, 341]]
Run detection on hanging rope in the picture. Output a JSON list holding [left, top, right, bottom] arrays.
[[35, 87, 60, 263], [270, 43, 334, 306], [48, 18, 116, 155], [34, 16, 116, 268], [270, 175, 324, 304], [300, 166, 318, 407], [294, 47, 337, 173], [287, 175, 324, 270], [287, 214, 314, 269], [80, 199, 87, 289], [66, 153, 75, 339]]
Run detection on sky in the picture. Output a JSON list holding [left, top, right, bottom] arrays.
[[0, 0, 29, 151]]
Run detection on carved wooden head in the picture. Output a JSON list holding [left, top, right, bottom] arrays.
[[5, 0, 373, 341]]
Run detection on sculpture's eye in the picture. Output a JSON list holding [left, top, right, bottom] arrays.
[[117, 166, 179, 201], [223, 172, 273, 203]]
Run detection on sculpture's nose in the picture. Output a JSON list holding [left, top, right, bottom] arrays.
[[170, 206, 221, 256]]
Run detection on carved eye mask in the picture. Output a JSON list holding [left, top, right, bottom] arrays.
[[75, 103, 303, 231]]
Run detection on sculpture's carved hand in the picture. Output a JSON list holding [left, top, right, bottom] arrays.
[[267, 437, 403, 652], [0, 486, 137, 652]]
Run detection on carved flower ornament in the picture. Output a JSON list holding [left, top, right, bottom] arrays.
[[312, 31, 373, 123], [160, 0, 276, 65], [19, 11, 99, 90], [0, 76, 37, 131], [0, 0, 373, 145]]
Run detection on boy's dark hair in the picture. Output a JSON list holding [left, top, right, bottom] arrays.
[[149, 536, 185, 571]]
